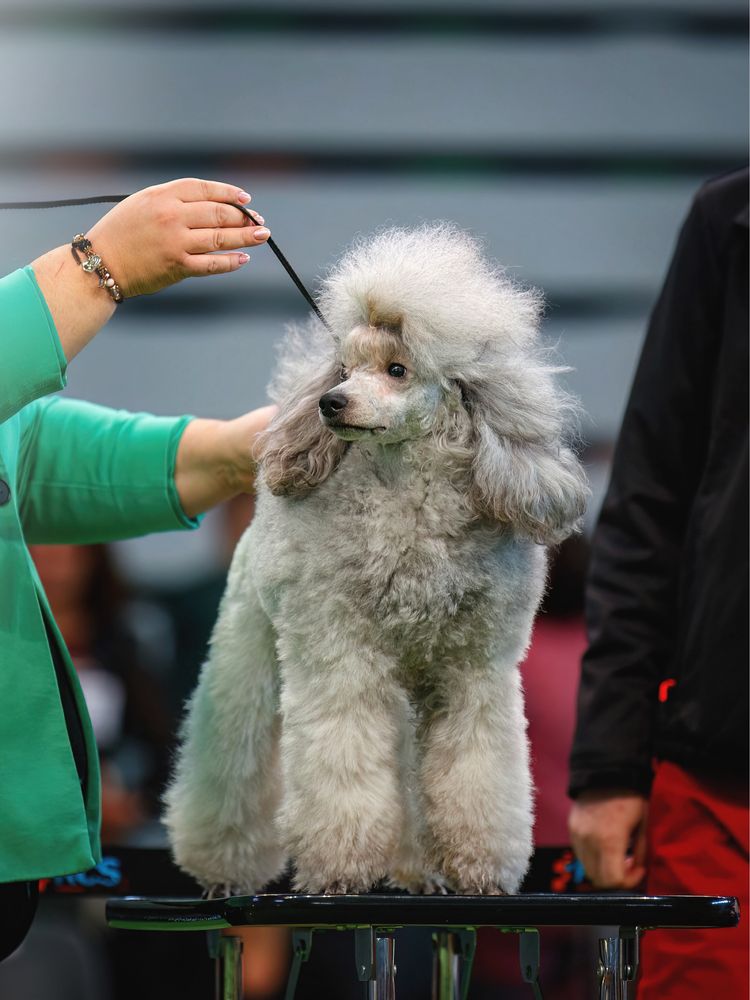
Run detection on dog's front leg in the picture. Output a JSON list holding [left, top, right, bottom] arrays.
[[277, 629, 404, 894], [421, 662, 533, 895], [163, 531, 285, 895]]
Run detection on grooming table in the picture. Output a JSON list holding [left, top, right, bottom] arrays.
[[106, 891, 739, 1000]]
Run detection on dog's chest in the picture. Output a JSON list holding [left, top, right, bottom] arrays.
[[256, 469, 501, 644]]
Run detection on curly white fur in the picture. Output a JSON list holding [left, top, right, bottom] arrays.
[[164, 224, 587, 896]]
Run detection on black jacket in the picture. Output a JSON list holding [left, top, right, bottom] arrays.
[[569, 169, 749, 798]]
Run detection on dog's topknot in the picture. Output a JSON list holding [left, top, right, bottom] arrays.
[[319, 223, 543, 377]]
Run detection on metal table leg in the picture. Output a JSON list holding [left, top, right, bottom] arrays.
[[519, 930, 544, 999], [597, 927, 640, 1000], [284, 930, 314, 1000], [619, 927, 640, 983], [207, 932, 243, 1000], [374, 933, 397, 999], [432, 930, 476, 1000], [355, 927, 397, 999]]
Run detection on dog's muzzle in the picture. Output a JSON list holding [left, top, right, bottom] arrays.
[[319, 391, 348, 420]]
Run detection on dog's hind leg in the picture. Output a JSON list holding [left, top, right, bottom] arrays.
[[420, 661, 533, 895], [276, 622, 405, 894], [163, 529, 285, 895]]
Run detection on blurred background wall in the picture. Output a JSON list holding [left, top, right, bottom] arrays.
[[0, 0, 747, 586]]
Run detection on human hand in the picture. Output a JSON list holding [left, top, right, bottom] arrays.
[[32, 178, 271, 362], [568, 790, 648, 889], [174, 405, 278, 517], [86, 177, 270, 297]]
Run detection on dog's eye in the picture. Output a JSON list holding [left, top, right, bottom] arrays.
[[388, 363, 407, 378], [339, 366, 349, 381]]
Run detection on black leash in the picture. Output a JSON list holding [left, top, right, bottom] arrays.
[[0, 196, 132, 209], [232, 201, 329, 329], [0, 194, 330, 329]]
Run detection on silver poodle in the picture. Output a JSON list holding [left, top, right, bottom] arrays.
[[164, 224, 587, 896]]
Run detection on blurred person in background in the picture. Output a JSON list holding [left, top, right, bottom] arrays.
[[568, 168, 748, 996], [28, 543, 171, 844], [0, 542, 214, 1000], [0, 177, 276, 963]]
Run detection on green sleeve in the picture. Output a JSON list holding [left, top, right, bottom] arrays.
[[18, 396, 202, 543], [0, 266, 68, 425]]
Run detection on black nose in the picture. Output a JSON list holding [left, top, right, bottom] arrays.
[[319, 391, 348, 419]]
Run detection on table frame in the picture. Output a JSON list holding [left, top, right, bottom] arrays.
[[106, 892, 739, 1000]]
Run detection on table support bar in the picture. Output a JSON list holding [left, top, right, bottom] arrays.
[[373, 932, 397, 1000], [354, 927, 397, 999], [212, 934, 243, 1000], [284, 930, 314, 1000], [432, 929, 477, 1000], [519, 929, 544, 999], [597, 927, 640, 1000]]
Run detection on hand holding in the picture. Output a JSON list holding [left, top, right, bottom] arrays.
[[32, 177, 270, 361], [568, 790, 649, 889], [86, 177, 270, 297]]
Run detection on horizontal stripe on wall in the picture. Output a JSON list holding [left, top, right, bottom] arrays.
[[0, 169, 703, 296], [0, 35, 745, 153], [0, 149, 745, 179], [0, 173, 702, 299], [0, 6, 746, 37]]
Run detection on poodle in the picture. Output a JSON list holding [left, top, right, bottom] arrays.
[[163, 224, 587, 896]]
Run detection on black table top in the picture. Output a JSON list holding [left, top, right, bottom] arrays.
[[106, 892, 739, 932]]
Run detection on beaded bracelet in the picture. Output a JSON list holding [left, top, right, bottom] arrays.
[[71, 234, 124, 303]]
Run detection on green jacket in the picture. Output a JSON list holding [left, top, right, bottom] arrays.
[[0, 266, 198, 883]]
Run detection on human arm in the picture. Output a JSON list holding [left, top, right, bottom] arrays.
[[172, 406, 277, 518], [17, 398, 275, 543], [1, 179, 268, 427]]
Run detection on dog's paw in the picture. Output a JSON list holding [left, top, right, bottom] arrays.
[[420, 875, 453, 895], [293, 858, 386, 895], [202, 883, 228, 900], [468, 884, 507, 896], [438, 857, 515, 895], [451, 876, 507, 896], [388, 871, 453, 895], [202, 882, 250, 900], [320, 880, 367, 895], [299, 877, 374, 895], [293, 866, 378, 894]]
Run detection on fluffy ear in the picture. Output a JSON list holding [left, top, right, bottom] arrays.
[[258, 320, 347, 496], [461, 375, 588, 545]]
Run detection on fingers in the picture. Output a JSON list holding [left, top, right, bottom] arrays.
[[179, 195, 270, 256], [595, 832, 632, 888], [621, 807, 649, 889], [186, 225, 270, 255], [568, 792, 649, 890], [182, 202, 265, 230], [170, 177, 252, 205], [183, 253, 252, 277], [569, 830, 618, 888]]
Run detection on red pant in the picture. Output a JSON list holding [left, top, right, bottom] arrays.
[[638, 760, 749, 999]]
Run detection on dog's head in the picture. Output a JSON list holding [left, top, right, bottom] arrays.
[[259, 224, 587, 544], [318, 319, 445, 445]]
